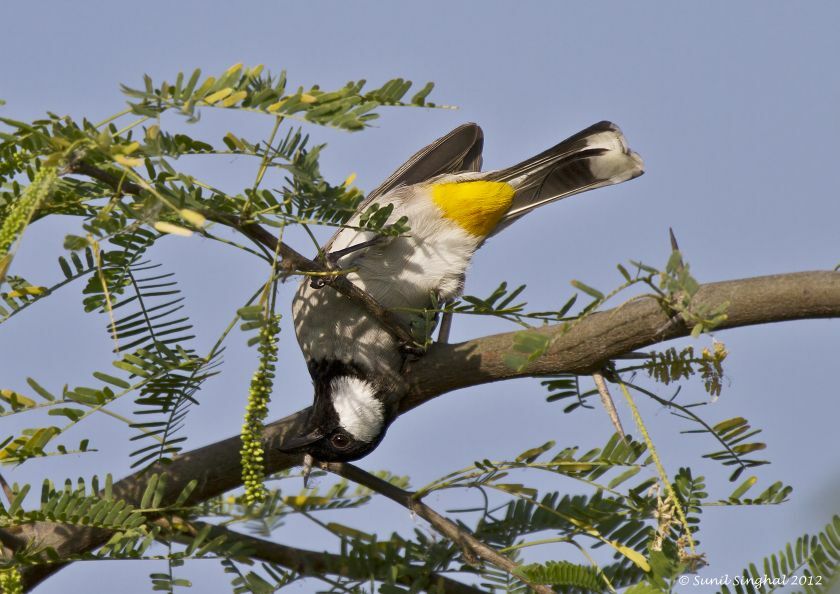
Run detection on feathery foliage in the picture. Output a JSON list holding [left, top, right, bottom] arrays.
[[0, 64, 833, 593], [718, 515, 840, 594]]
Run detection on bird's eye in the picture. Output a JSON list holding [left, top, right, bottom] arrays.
[[330, 433, 351, 449]]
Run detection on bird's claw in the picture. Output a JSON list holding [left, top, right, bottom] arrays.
[[399, 342, 427, 360]]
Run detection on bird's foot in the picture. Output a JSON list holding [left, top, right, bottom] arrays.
[[399, 341, 427, 360]]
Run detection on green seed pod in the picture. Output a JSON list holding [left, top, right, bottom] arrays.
[[0, 566, 23, 594]]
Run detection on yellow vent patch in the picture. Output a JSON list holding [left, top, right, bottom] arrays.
[[431, 181, 515, 236]]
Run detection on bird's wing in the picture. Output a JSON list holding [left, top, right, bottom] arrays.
[[366, 123, 484, 202], [324, 123, 484, 254]]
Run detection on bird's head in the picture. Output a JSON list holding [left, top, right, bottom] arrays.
[[280, 375, 392, 462]]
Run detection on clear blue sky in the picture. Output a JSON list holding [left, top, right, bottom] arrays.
[[2, 1, 839, 592]]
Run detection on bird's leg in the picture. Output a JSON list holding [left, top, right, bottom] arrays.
[[437, 274, 463, 344], [400, 293, 454, 365], [437, 309, 454, 344]]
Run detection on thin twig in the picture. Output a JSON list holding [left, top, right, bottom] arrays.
[[228, 214, 416, 346], [322, 461, 556, 594], [591, 370, 626, 438], [620, 379, 752, 479], [69, 160, 416, 346], [156, 516, 482, 594]]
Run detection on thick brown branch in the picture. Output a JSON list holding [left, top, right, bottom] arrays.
[[68, 161, 416, 345], [158, 517, 483, 594], [20, 270, 840, 590], [323, 462, 555, 594], [399, 270, 840, 410]]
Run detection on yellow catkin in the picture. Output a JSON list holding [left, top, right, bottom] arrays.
[[431, 180, 514, 236], [618, 380, 696, 553], [0, 166, 58, 282], [240, 314, 280, 504]]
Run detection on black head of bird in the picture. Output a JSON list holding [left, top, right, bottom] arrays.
[[280, 372, 395, 462]]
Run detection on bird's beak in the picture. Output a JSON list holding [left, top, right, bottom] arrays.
[[279, 429, 322, 488], [278, 427, 324, 452], [302, 453, 315, 488]]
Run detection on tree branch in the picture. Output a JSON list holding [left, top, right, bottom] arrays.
[[399, 270, 840, 410], [157, 517, 484, 594], [19, 270, 840, 590], [68, 160, 416, 345], [322, 462, 555, 594]]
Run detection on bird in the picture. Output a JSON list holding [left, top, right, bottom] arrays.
[[281, 121, 644, 463]]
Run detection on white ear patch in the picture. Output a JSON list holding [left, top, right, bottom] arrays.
[[330, 376, 384, 442]]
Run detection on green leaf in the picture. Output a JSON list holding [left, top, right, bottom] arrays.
[[570, 279, 604, 300], [91, 372, 131, 389], [8, 484, 31, 515], [514, 561, 604, 591], [494, 483, 538, 498], [326, 522, 374, 541], [0, 389, 36, 410], [26, 378, 55, 401], [65, 387, 104, 405], [63, 234, 90, 251], [27, 426, 60, 451], [236, 305, 265, 320], [241, 572, 273, 594], [410, 81, 435, 105], [608, 466, 642, 489], [172, 480, 198, 508], [617, 263, 632, 281], [140, 474, 160, 509], [515, 441, 555, 463], [47, 407, 85, 422], [58, 256, 73, 278]]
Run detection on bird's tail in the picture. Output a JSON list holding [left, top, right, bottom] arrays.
[[488, 121, 643, 234]]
